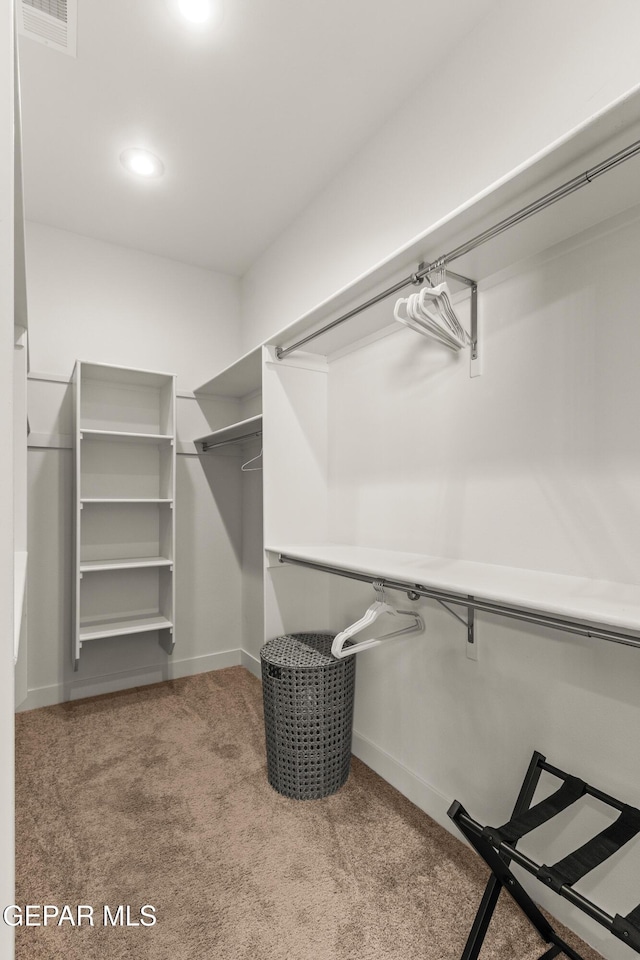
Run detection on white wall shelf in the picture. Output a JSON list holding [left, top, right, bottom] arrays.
[[267, 91, 640, 361], [80, 557, 173, 573], [79, 613, 174, 643], [266, 544, 640, 644], [194, 347, 261, 399], [81, 498, 174, 504], [195, 414, 262, 452], [80, 429, 174, 444], [73, 361, 176, 669]]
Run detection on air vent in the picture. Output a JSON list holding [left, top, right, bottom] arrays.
[[18, 0, 77, 57]]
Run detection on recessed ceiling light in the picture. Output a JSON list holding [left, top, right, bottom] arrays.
[[120, 148, 165, 179], [178, 0, 211, 23]]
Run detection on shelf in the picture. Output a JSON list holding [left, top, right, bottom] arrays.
[[270, 90, 640, 359], [80, 557, 173, 573], [266, 543, 640, 637], [81, 498, 173, 504], [195, 414, 262, 451], [194, 347, 262, 399], [79, 613, 173, 642], [78, 361, 174, 390], [80, 429, 173, 444]]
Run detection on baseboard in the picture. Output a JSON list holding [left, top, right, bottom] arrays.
[[18, 648, 243, 712], [351, 729, 455, 834], [237, 655, 455, 834], [241, 649, 261, 679]]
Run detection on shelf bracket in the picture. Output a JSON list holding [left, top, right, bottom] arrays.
[[445, 269, 479, 377], [437, 597, 475, 648]]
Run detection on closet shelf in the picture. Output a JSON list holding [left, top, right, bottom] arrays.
[[80, 557, 173, 573], [80, 498, 173, 504], [267, 96, 640, 360], [79, 429, 173, 444], [195, 347, 262, 399], [266, 543, 640, 639], [195, 414, 262, 452], [79, 613, 173, 642]]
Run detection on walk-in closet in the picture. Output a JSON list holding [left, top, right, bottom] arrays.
[[4, 2, 640, 959]]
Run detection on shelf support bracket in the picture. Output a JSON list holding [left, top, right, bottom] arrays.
[[445, 268, 479, 376], [437, 597, 475, 647]]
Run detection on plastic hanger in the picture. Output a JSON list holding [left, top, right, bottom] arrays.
[[393, 272, 471, 351], [331, 582, 424, 659], [241, 447, 263, 472], [395, 293, 461, 349]]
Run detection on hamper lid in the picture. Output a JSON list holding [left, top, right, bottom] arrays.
[[261, 632, 338, 668]]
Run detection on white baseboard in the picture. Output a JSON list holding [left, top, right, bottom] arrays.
[[351, 728, 455, 834], [18, 648, 243, 712], [241, 648, 261, 679]]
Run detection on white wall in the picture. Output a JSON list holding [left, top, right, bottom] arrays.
[[241, 0, 640, 352], [23, 223, 246, 707], [1, 3, 15, 957], [26, 222, 240, 389]]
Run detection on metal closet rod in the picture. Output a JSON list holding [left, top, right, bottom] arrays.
[[275, 136, 640, 361], [201, 430, 262, 452], [277, 553, 640, 650]]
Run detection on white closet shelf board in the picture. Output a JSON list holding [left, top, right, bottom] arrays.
[[80, 557, 173, 573], [271, 88, 640, 359], [78, 361, 174, 389], [79, 613, 173, 642], [195, 347, 261, 399], [195, 414, 262, 449], [80, 498, 173, 504], [266, 543, 640, 636], [80, 430, 174, 444]]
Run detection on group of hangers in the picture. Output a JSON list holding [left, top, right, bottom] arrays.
[[394, 263, 470, 351], [331, 581, 423, 659]]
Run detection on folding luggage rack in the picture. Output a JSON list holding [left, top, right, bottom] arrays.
[[448, 752, 640, 960]]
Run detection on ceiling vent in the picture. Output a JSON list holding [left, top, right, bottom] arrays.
[[18, 0, 77, 57]]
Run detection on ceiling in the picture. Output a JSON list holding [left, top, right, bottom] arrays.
[[18, 0, 500, 276]]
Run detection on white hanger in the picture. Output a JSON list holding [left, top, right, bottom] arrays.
[[331, 581, 424, 659], [394, 273, 471, 351], [241, 447, 262, 472]]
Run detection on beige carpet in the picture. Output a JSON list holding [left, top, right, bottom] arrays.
[[16, 666, 604, 960]]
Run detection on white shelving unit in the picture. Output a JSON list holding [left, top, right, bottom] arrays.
[[73, 361, 176, 669]]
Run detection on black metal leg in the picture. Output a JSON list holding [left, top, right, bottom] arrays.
[[538, 946, 562, 960], [451, 751, 548, 960], [452, 805, 558, 945], [460, 874, 502, 960], [450, 801, 586, 960]]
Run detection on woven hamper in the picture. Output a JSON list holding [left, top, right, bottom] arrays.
[[260, 632, 356, 800]]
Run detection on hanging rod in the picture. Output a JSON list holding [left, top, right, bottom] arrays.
[[276, 553, 640, 651], [200, 430, 262, 452], [275, 136, 640, 361]]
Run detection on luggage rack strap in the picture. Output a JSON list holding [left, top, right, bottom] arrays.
[[539, 804, 640, 893], [483, 775, 586, 846]]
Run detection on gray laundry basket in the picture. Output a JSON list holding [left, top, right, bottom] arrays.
[[260, 632, 356, 800]]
